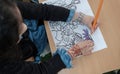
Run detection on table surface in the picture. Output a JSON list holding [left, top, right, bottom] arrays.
[[40, 0, 120, 74]]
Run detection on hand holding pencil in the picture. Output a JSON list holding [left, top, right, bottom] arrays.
[[73, 12, 99, 34], [73, 0, 103, 34], [81, 14, 99, 34], [85, 0, 103, 34], [92, 0, 103, 33]]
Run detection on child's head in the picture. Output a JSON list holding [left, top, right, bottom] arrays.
[[0, 0, 26, 59]]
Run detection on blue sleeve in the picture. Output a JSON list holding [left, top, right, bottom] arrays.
[[55, 48, 72, 68], [66, 9, 75, 22]]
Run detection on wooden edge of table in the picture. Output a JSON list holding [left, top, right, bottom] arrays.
[[44, 21, 56, 53], [39, 0, 56, 54]]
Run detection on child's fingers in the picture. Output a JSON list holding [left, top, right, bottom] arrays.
[[81, 46, 93, 55], [80, 40, 94, 55], [69, 40, 94, 57], [94, 20, 100, 30], [96, 20, 100, 30], [91, 20, 100, 34], [83, 51, 92, 56], [77, 40, 93, 47]]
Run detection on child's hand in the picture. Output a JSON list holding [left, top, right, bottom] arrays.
[[68, 40, 94, 58], [73, 12, 99, 34], [82, 14, 99, 34]]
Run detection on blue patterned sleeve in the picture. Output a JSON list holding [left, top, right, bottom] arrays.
[[66, 9, 75, 22], [55, 48, 72, 68]]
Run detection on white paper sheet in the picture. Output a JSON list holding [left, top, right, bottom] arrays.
[[43, 0, 107, 52]]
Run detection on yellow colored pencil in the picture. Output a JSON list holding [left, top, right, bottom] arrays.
[[92, 0, 103, 30]]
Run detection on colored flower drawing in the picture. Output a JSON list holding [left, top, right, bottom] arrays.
[[82, 29, 93, 40]]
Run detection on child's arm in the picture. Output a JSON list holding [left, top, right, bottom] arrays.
[[55, 40, 94, 69], [7, 54, 66, 74], [17, 2, 99, 33], [17, 2, 71, 21]]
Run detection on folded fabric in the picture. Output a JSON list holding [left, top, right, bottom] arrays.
[[24, 19, 48, 63], [55, 48, 72, 68]]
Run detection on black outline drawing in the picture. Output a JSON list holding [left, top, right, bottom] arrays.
[[44, 0, 93, 50]]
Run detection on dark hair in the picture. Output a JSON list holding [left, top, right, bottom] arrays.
[[0, 0, 21, 60]]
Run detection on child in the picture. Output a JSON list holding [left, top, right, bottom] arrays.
[[0, 0, 98, 74]]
